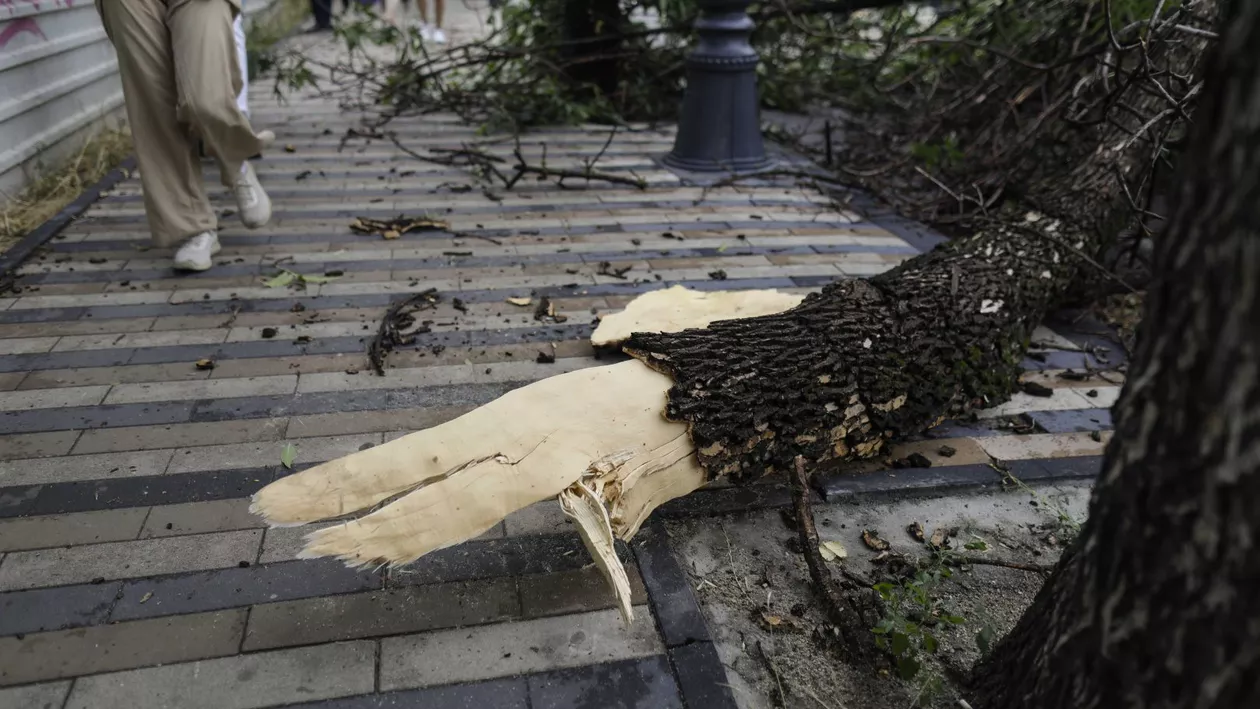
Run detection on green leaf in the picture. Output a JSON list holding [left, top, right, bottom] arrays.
[[964, 539, 989, 551], [922, 632, 938, 654], [896, 654, 921, 681], [891, 632, 911, 656], [299, 273, 340, 285], [280, 443, 297, 469], [263, 271, 297, 289], [943, 614, 966, 625]]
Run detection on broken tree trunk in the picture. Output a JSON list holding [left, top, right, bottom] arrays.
[[966, 3, 1260, 705], [250, 1, 1212, 634]]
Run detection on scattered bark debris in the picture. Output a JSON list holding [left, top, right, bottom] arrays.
[[261, 328, 277, 339], [295, 170, 312, 181], [195, 359, 215, 371], [536, 351, 556, 364], [596, 261, 633, 279], [290, 302, 306, 313], [452, 297, 468, 313], [368, 288, 440, 376], [507, 296, 532, 307], [907, 522, 925, 542], [891, 452, 932, 469], [350, 215, 450, 240], [533, 296, 568, 323], [938, 444, 957, 457], [861, 529, 891, 551], [1021, 381, 1055, 397], [708, 269, 728, 281]]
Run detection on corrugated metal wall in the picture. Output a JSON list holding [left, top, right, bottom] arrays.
[[0, 0, 278, 198]]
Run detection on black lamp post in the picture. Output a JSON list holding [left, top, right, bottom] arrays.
[[663, 0, 772, 173]]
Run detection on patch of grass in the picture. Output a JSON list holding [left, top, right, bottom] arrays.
[[0, 128, 133, 254], [246, 0, 312, 77]]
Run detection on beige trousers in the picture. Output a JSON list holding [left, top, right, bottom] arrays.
[[97, 0, 265, 247]]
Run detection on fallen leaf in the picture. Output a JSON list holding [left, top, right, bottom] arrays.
[[507, 297, 532, 306], [195, 358, 215, 371], [758, 611, 803, 632], [819, 540, 848, 561], [862, 529, 891, 551], [283, 144, 296, 153], [280, 443, 297, 469], [263, 271, 298, 289], [139, 591, 153, 604], [907, 522, 925, 542], [298, 273, 340, 284]]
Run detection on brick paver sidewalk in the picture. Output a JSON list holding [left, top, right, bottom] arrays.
[[0, 4, 1120, 707]]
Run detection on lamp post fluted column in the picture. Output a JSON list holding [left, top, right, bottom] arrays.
[[663, 0, 772, 173]]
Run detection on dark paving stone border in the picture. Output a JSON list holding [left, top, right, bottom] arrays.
[[0, 532, 635, 635], [0, 157, 139, 275], [634, 522, 740, 709]]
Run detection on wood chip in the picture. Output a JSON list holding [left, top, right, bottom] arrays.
[[862, 529, 890, 551], [507, 297, 532, 306], [819, 540, 848, 561], [907, 521, 925, 542]]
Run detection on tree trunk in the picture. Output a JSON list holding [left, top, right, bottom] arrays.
[[968, 3, 1260, 706]]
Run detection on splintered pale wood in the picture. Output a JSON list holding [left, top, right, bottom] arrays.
[[252, 360, 704, 568], [591, 285, 805, 347], [560, 482, 635, 624]]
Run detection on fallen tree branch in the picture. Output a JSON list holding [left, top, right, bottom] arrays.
[[367, 289, 440, 376], [790, 457, 884, 663]]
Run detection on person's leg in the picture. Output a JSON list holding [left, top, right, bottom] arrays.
[[96, 0, 214, 249], [311, 0, 332, 28], [167, 0, 267, 183], [429, 0, 446, 42]]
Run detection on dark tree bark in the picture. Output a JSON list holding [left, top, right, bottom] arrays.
[[967, 2, 1260, 707]]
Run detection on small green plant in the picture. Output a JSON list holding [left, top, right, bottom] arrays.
[[999, 467, 1084, 537], [872, 562, 965, 706]]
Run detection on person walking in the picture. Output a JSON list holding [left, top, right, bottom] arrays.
[[96, 0, 274, 272], [384, 0, 445, 43]]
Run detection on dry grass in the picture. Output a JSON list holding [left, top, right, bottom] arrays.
[[0, 128, 133, 255], [1097, 292, 1145, 353]]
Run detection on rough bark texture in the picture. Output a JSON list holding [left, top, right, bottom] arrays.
[[625, 222, 1085, 482], [968, 3, 1260, 706]]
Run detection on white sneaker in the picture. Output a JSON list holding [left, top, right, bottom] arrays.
[[415, 22, 434, 41], [233, 161, 272, 229], [430, 27, 447, 43], [173, 231, 221, 272]]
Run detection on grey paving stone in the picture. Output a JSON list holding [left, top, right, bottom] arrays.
[[244, 577, 520, 651], [0, 507, 148, 552], [0, 484, 39, 518], [0, 529, 262, 592], [74, 418, 289, 455], [0, 609, 246, 686], [277, 678, 529, 709], [0, 385, 110, 412], [63, 640, 377, 709], [0, 680, 70, 709], [140, 498, 263, 538], [519, 565, 647, 619], [0, 400, 194, 435], [167, 434, 379, 475], [527, 656, 682, 709], [0, 581, 122, 636], [503, 500, 572, 537], [668, 641, 740, 709], [632, 524, 711, 648], [111, 558, 380, 622], [0, 431, 81, 460], [0, 449, 174, 486], [380, 606, 661, 690]]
